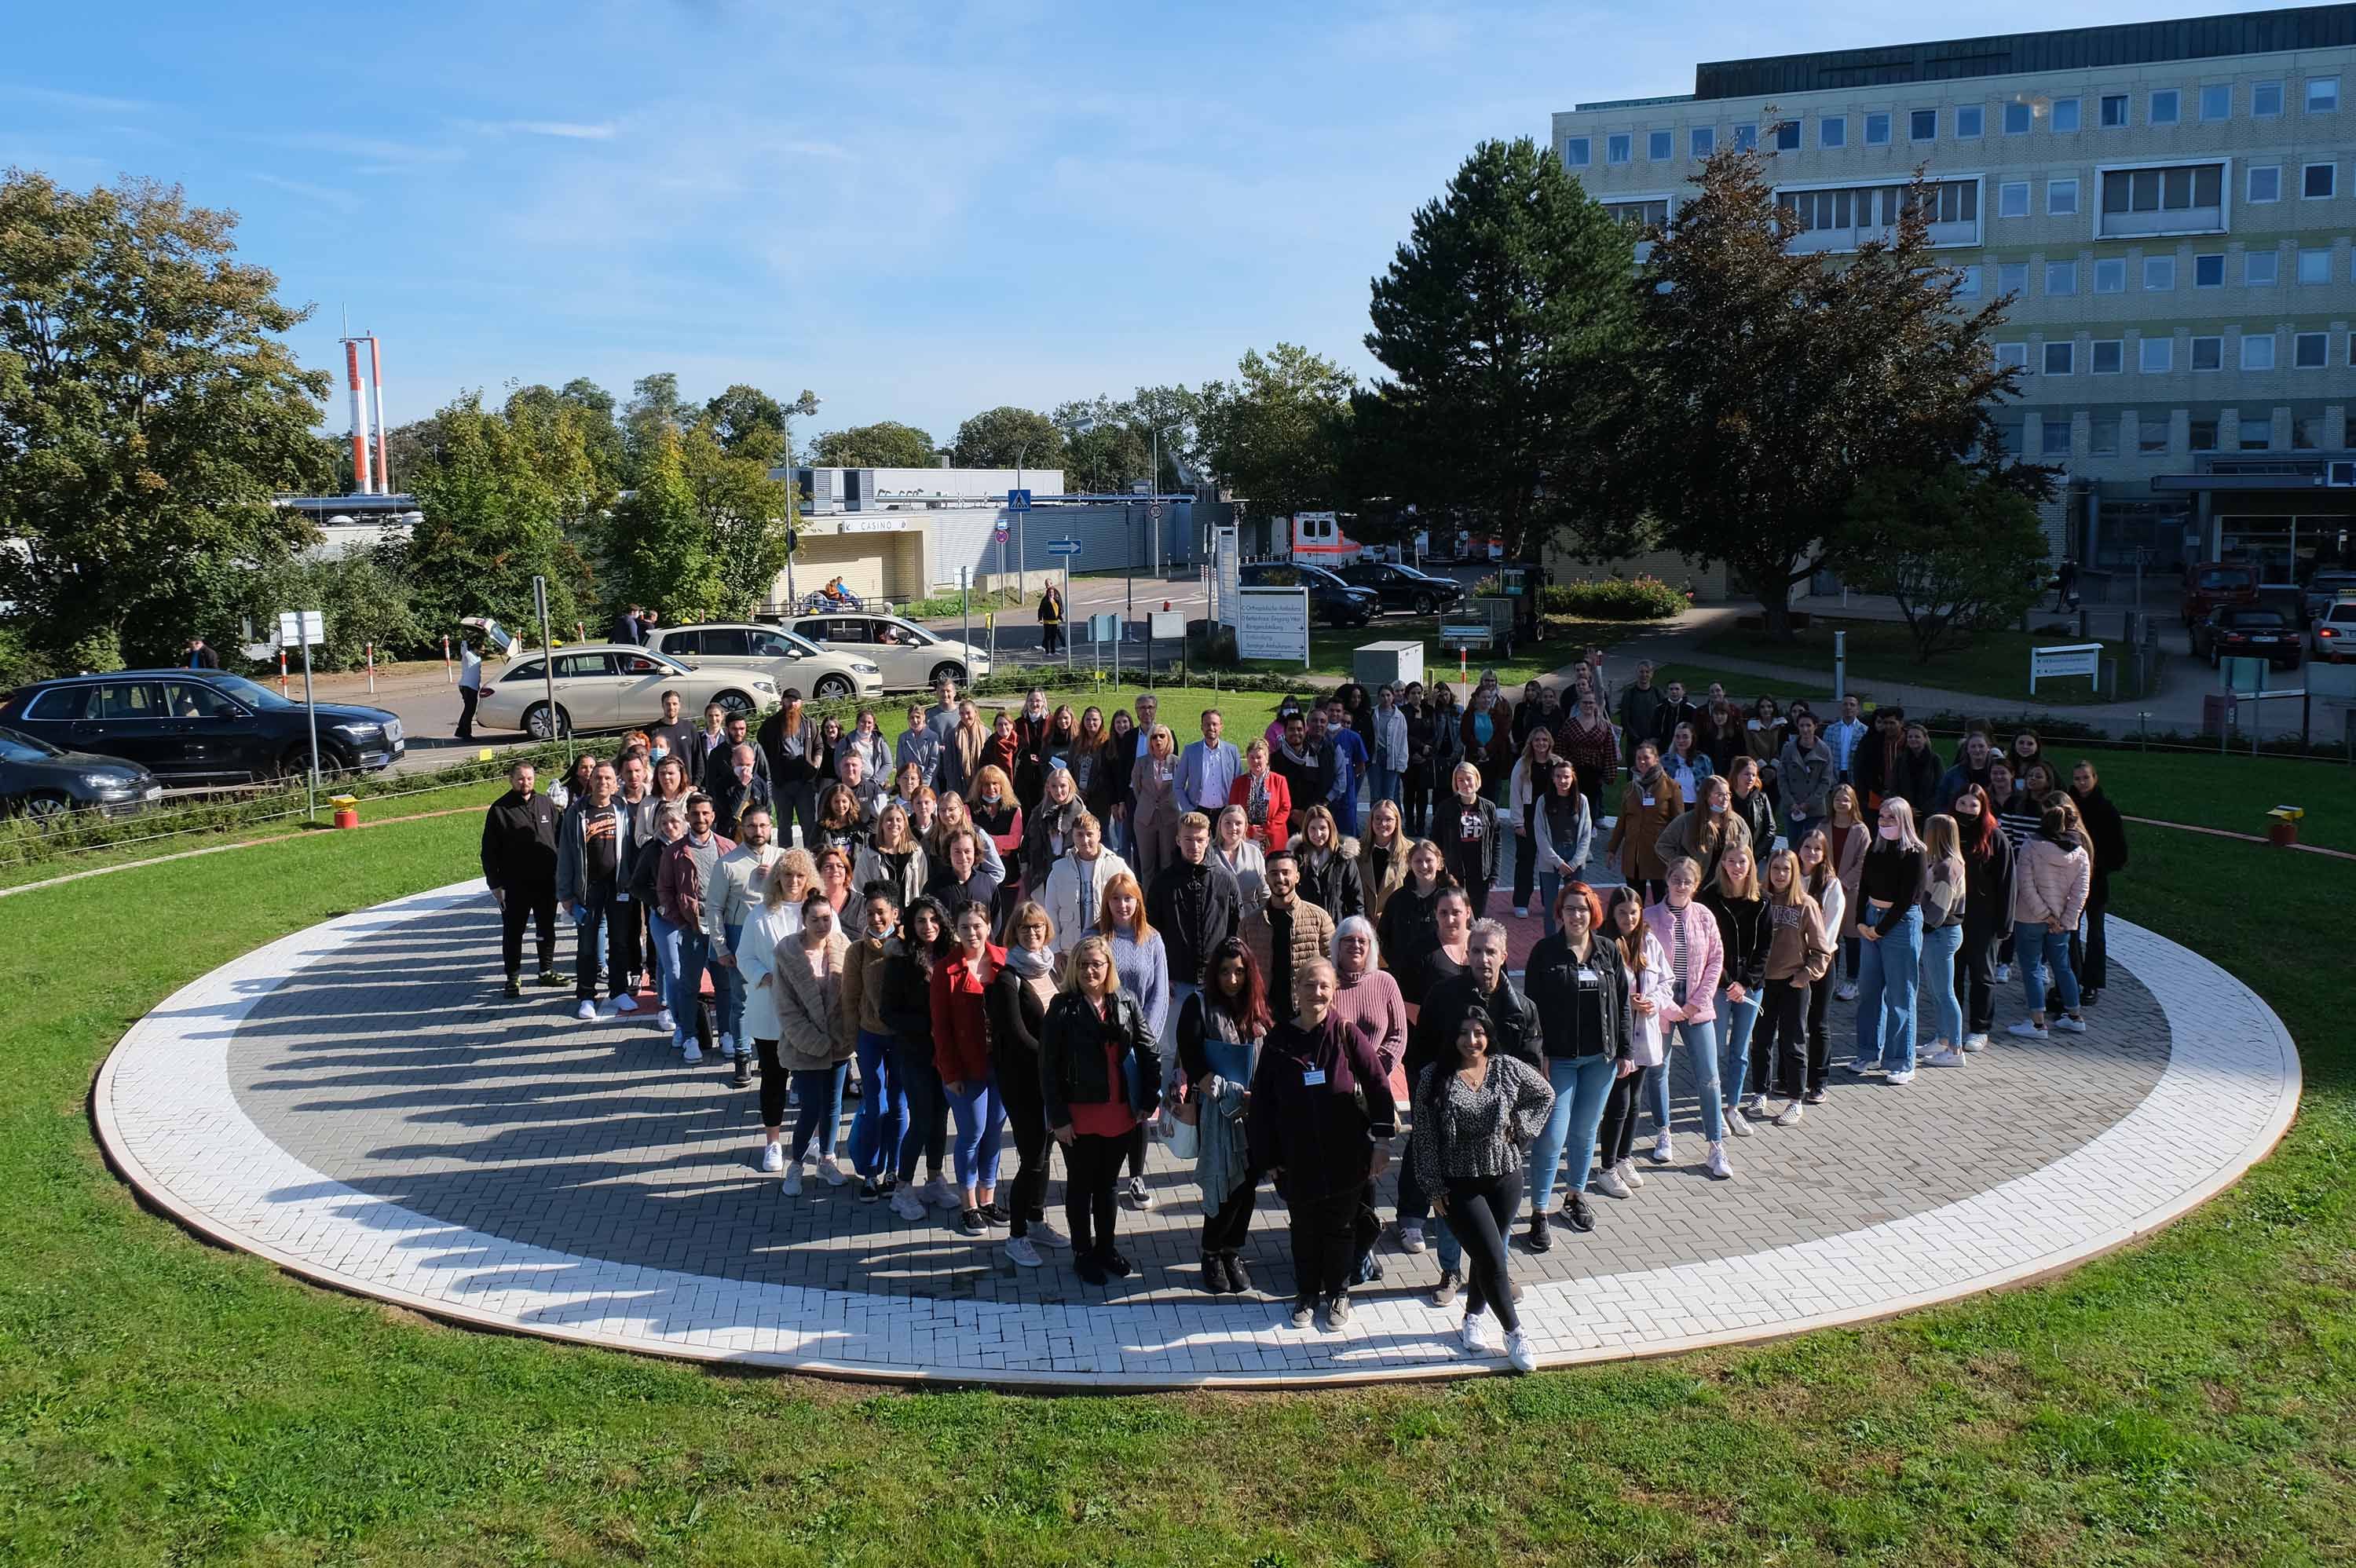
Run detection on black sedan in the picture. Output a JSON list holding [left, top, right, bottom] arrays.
[[0, 725, 159, 822], [1335, 561, 1468, 616], [1238, 562, 1379, 627], [0, 671, 406, 783], [2194, 607, 2303, 671]]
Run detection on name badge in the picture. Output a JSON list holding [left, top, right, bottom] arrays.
[[1641, 795, 1655, 808], [614, 890, 631, 902], [1576, 967, 1598, 984], [1302, 1068, 1327, 1087]]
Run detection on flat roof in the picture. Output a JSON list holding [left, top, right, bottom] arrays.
[[1688, 3, 2356, 101]]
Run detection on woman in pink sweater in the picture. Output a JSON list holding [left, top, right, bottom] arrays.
[[2007, 805, 2092, 1039], [1641, 856, 1732, 1180]]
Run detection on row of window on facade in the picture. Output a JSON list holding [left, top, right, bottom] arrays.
[[1564, 75, 2343, 168], [1973, 161, 2338, 220], [1959, 243, 2356, 300], [1996, 329, 2346, 377], [1997, 407, 2336, 459]]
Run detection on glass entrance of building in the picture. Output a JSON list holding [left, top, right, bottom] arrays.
[[2217, 514, 2356, 588]]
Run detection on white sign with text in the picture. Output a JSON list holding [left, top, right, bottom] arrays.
[[1235, 586, 1310, 665]]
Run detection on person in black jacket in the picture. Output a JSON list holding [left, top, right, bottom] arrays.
[[1248, 957, 1396, 1331], [1522, 885, 1631, 1248], [481, 758, 562, 997], [986, 901, 1066, 1267], [1041, 933, 1162, 1284], [1872, 720, 1944, 820], [1440, 762, 1501, 917], [2067, 762, 2127, 1003], [1702, 840, 1772, 1125], [700, 711, 768, 791], [880, 897, 955, 1219], [1947, 785, 2014, 1049], [1144, 813, 1243, 1019], [1293, 806, 1366, 926]]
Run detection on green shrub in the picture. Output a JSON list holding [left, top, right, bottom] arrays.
[[1542, 576, 1690, 620]]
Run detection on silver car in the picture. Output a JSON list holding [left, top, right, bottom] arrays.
[[645, 623, 883, 703], [474, 645, 778, 739], [787, 610, 993, 691]]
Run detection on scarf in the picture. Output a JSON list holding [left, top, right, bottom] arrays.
[[1003, 943, 1055, 979]]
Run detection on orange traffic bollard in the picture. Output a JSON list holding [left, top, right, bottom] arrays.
[[330, 795, 360, 830]]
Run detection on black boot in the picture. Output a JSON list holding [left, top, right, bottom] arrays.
[[1223, 1253, 1253, 1295], [1202, 1254, 1229, 1295], [1525, 1211, 1553, 1252]]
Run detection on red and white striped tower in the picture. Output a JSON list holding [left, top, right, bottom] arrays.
[[342, 338, 373, 495], [367, 335, 390, 495]]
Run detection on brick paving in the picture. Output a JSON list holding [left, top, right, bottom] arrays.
[[95, 880, 2299, 1386]]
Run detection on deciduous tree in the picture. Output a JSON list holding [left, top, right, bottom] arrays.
[[608, 427, 725, 622], [396, 393, 594, 637], [1839, 464, 2052, 663], [810, 420, 938, 469], [681, 416, 795, 616], [950, 405, 1065, 471], [1197, 344, 1354, 521]]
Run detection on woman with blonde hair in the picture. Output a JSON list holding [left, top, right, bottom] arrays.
[[990, 901, 1070, 1266], [851, 802, 928, 908], [1040, 932, 1160, 1281], [1824, 783, 1870, 1002], [1703, 835, 1771, 1131], [1916, 813, 1969, 1066], [1848, 796, 1927, 1084], [1129, 722, 1182, 885], [1656, 773, 1742, 891], [1751, 847, 1832, 1126], [1362, 796, 1407, 916]]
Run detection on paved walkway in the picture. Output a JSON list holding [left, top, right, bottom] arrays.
[[96, 881, 2298, 1386]]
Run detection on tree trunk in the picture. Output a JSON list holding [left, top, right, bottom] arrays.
[[1754, 591, 1795, 642]]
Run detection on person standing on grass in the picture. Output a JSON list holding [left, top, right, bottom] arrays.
[[1176, 708, 1241, 821], [657, 794, 734, 1064], [1523, 882, 1631, 1248], [482, 758, 563, 1000], [1607, 740, 1683, 904], [990, 901, 1072, 1269], [2007, 806, 2092, 1040], [554, 761, 624, 1022], [455, 635, 483, 740], [2068, 761, 2127, 1007], [843, 884, 907, 1200], [1643, 857, 1732, 1180], [1415, 1006, 1553, 1372], [1042, 934, 1161, 1285], [1440, 762, 1500, 919], [1180, 937, 1272, 1296], [1250, 958, 1396, 1333], [932, 901, 1009, 1237], [705, 804, 782, 1086], [1847, 798, 1926, 1084]]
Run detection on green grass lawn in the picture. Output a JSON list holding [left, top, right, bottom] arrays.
[[1, 749, 2351, 1563], [1696, 622, 2149, 706]]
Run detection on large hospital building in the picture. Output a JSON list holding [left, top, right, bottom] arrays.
[[1553, 4, 2356, 598]]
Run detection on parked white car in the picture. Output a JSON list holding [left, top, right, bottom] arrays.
[[645, 623, 883, 703], [787, 611, 992, 690], [474, 645, 777, 739]]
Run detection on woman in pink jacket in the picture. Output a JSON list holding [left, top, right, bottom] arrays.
[[1641, 856, 1733, 1181], [2007, 804, 2092, 1039]]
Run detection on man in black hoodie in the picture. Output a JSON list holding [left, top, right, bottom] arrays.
[[1145, 812, 1242, 1032], [2068, 760, 2129, 1003], [482, 758, 563, 997]]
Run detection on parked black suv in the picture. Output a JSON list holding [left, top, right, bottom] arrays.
[[0, 671, 406, 783], [1334, 561, 1466, 616], [1238, 562, 1379, 627]]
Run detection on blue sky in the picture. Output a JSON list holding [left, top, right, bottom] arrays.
[[6, 0, 2251, 448]]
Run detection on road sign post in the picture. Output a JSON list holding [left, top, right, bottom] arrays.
[[277, 609, 327, 813]]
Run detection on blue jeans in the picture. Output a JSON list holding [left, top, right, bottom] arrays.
[[646, 911, 679, 1022], [1644, 1017, 1726, 1142], [1398, 1142, 1463, 1273], [715, 922, 747, 1052], [1528, 1054, 1618, 1212], [1538, 870, 1565, 938], [1921, 921, 1964, 1044], [945, 1069, 1005, 1194], [788, 1062, 847, 1164], [1371, 766, 1403, 806], [1854, 906, 1924, 1070], [1719, 991, 1760, 1106], [668, 925, 712, 1042], [848, 1029, 906, 1179], [2015, 919, 2081, 1015], [1786, 813, 1820, 847]]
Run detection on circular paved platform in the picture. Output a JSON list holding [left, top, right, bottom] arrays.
[[96, 880, 2299, 1387]]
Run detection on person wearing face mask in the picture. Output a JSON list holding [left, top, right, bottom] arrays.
[[1847, 798, 1928, 1084], [706, 743, 773, 840], [645, 690, 695, 774], [704, 802, 783, 1085]]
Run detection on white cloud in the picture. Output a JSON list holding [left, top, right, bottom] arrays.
[[480, 119, 621, 141], [252, 173, 362, 213], [0, 83, 149, 114]]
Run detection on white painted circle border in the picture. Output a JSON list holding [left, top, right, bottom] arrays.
[[93, 879, 2302, 1388]]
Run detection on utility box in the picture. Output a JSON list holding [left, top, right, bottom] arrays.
[[1354, 640, 1425, 690]]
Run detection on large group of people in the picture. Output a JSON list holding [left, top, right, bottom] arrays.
[[476, 663, 2130, 1370]]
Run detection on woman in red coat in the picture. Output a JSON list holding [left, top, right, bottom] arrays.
[[1228, 737, 1294, 852], [931, 901, 1008, 1235]]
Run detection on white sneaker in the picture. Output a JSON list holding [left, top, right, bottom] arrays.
[[1846, 1057, 1879, 1075], [2052, 1014, 2088, 1034], [1926, 1047, 1969, 1068], [1704, 1142, 1733, 1181], [1504, 1329, 1538, 1373], [817, 1157, 850, 1186], [2007, 1020, 2049, 1040], [1460, 1314, 1498, 1354], [1615, 1158, 1646, 1190], [718, 1032, 735, 1058], [759, 1142, 785, 1173], [923, 1177, 959, 1209], [1886, 1068, 1916, 1086], [781, 1164, 803, 1196], [1005, 1237, 1043, 1269], [1835, 981, 1858, 1002], [1772, 1100, 1805, 1128], [1963, 1033, 1990, 1052], [1741, 1093, 1769, 1119], [1996, 963, 2013, 984], [682, 1038, 703, 1064], [573, 1000, 597, 1022], [1724, 1105, 1753, 1139], [1126, 1175, 1156, 1210], [1592, 1167, 1631, 1199], [889, 1186, 927, 1221], [1648, 1131, 1675, 1165], [657, 1007, 675, 1033], [1512, 906, 1530, 919], [612, 992, 638, 1014], [1398, 1226, 1427, 1255], [1029, 1221, 1071, 1249]]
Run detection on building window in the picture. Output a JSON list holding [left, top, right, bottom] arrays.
[[2004, 101, 2033, 134], [1955, 104, 1984, 138], [2048, 177, 2080, 215], [1691, 126, 1715, 157], [2046, 261, 2078, 295], [2138, 415, 2169, 452], [2299, 247, 2332, 283], [2255, 79, 2285, 117], [2296, 331, 2331, 367], [1999, 261, 2029, 297], [1564, 137, 1592, 168], [1733, 122, 1758, 152], [1996, 342, 2029, 371], [2200, 84, 2232, 122], [1648, 129, 1673, 160], [2142, 336, 2175, 372], [2051, 97, 2081, 133], [2101, 93, 2130, 128], [2190, 334, 2222, 370], [2245, 250, 2279, 286], [2098, 163, 2226, 232], [1774, 119, 1800, 151], [2040, 420, 2074, 457], [1999, 181, 2031, 217], [2190, 417, 2219, 451], [2242, 334, 2277, 371], [1956, 264, 1983, 296], [2144, 255, 2176, 290], [2304, 162, 2336, 199], [1910, 108, 1937, 141], [2194, 253, 2226, 287], [2043, 341, 2075, 375], [1864, 111, 1890, 146], [1816, 115, 1845, 148], [2150, 89, 2181, 126], [2094, 258, 2127, 293], [2239, 412, 2274, 450], [1608, 133, 1632, 165], [2092, 339, 2124, 373], [2093, 415, 2120, 455], [2249, 164, 2281, 202], [2296, 409, 2326, 446], [2308, 76, 2340, 112]]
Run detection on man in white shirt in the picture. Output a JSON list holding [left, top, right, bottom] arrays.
[[704, 805, 782, 1087], [1176, 707, 1242, 817], [1824, 693, 1869, 784], [1132, 692, 1159, 759], [455, 636, 484, 740]]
